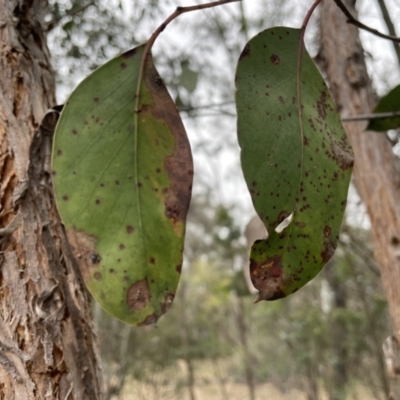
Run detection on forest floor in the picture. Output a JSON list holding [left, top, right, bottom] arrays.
[[121, 380, 379, 400], [118, 359, 381, 400]]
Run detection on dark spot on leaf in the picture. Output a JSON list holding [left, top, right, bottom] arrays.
[[119, 244, 125, 250], [94, 97, 100, 103], [117, 259, 121, 262], [120, 62, 127, 69], [109, 269, 115, 273], [165, 204, 180, 221], [100, 183, 104, 187], [271, 54, 280, 64], [90, 253, 101, 264], [127, 279, 151, 311], [126, 225, 134, 234], [149, 257, 155, 264], [95, 199, 100, 205], [72, 129, 78, 135], [122, 48, 136, 59], [156, 168, 161, 173], [277, 210, 289, 224], [252, 181, 257, 187], [321, 226, 336, 263], [115, 180, 120, 185], [62, 195, 68, 201], [57, 149, 62, 156], [94, 272, 102, 281], [123, 276, 129, 281], [278, 96, 284, 104], [176, 265, 182, 274], [331, 142, 354, 170], [239, 44, 250, 60]]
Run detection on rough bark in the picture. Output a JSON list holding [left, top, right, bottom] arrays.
[[0, 0, 103, 398], [318, 0, 400, 398]]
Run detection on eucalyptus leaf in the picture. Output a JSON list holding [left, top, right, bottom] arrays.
[[236, 27, 353, 301], [367, 84, 400, 131], [52, 44, 193, 326]]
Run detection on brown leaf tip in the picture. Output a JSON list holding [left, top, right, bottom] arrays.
[[250, 256, 285, 301], [254, 289, 286, 303]]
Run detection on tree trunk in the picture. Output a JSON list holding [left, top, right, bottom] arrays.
[[0, 1, 103, 398], [318, 0, 400, 398]]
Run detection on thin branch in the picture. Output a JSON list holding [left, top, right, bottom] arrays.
[[342, 111, 400, 122], [178, 100, 234, 112], [376, 0, 400, 65], [134, 0, 242, 113], [333, 0, 400, 43], [46, 1, 95, 31]]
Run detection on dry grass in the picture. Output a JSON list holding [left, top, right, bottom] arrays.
[[117, 360, 381, 400]]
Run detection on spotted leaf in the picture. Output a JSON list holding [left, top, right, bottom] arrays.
[[52, 45, 193, 325], [236, 27, 353, 301]]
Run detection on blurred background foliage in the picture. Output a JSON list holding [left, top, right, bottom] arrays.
[[44, 0, 399, 398]]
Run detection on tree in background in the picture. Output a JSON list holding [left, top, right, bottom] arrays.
[[0, 1, 102, 398]]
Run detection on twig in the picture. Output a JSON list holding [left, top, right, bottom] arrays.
[[342, 111, 400, 122], [134, 0, 242, 113], [333, 0, 400, 43], [177, 100, 234, 112], [47, 0, 95, 31], [376, 0, 400, 65]]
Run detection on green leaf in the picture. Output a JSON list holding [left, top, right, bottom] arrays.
[[52, 45, 193, 326], [179, 60, 198, 93], [367, 84, 400, 131], [235, 27, 353, 301]]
